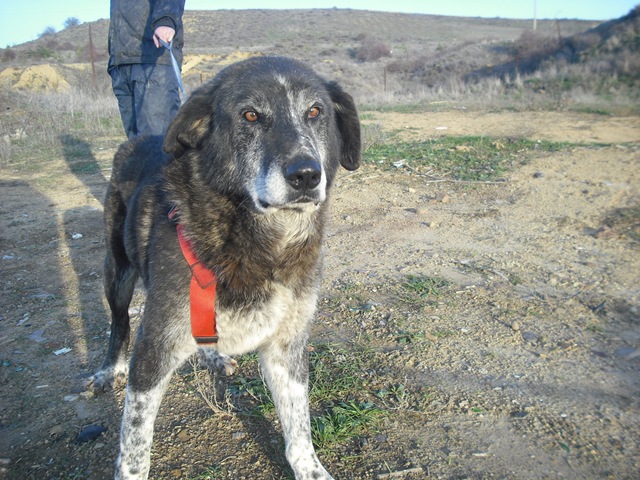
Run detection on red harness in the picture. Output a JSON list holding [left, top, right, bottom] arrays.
[[169, 208, 218, 344]]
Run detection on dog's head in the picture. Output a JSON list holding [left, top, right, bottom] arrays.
[[164, 56, 360, 213]]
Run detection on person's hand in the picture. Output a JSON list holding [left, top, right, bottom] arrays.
[[153, 26, 175, 48]]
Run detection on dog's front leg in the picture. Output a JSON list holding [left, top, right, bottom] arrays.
[[115, 376, 169, 479], [260, 336, 334, 480], [115, 321, 195, 479]]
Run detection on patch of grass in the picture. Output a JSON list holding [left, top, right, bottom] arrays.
[[394, 331, 428, 345], [309, 343, 369, 404], [433, 329, 457, 338], [375, 383, 409, 407], [571, 106, 613, 116], [228, 375, 274, 415], [189, 341, 385, 454], [364, 136, 572, 181], [67, 160, 101, 175], [311, 401, 384, 452], [401, 274, 450, 298]]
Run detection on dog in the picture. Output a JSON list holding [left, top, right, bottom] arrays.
[[87, 56, 360, 479]]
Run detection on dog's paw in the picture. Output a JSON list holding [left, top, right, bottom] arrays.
[[197, 348, 238, 376], [85, 366, 128, 392]]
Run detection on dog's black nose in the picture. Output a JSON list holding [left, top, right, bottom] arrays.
[[285, 158, 322, 191]]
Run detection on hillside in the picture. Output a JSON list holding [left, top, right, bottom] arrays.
[[0, 8, 609, 106]]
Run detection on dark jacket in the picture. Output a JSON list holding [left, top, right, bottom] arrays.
[[108, 0, 185, 71]]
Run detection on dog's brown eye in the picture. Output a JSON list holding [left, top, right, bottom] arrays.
[[244, 111, 259, 122], [308, 106, 321, 119]]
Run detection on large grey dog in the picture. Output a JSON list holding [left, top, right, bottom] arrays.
[[88, 56, 360, 479]]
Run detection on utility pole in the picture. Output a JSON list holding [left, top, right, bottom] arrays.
[[533, 0, 538, 31]]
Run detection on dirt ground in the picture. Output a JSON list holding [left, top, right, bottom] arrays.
[[1, 111, 639, 479]]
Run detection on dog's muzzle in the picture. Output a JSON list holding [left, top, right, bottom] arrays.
[[252, 155, 326, 212]]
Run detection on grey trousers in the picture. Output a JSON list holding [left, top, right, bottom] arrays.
[[110, 63, 181, 139]]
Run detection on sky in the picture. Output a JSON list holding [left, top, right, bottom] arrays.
[[0, 0, 638, 48]]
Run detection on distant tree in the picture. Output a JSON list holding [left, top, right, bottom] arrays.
[[38, 26, 57, 38], [64, 17, 81, 29]]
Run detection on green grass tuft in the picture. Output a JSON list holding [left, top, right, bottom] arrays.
[[364, 136, 571, 181], [401, 275, 450, 298], [311, 401, 384, 451]]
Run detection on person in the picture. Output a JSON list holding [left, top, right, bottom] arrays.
[[108, 0, 185, 139]]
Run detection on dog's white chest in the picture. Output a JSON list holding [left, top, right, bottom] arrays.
[[213, 284, 317, 356]]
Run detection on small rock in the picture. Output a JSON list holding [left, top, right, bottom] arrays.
[[533, 172, 544, 179], [71, 233, 83, 240], [28, 329, 47, 343], [615, 347, 640, 360], [29, 293, 55, 301], [177, 429, 190, 442], [374, 434, 388, 442], [49, 425, 64, 436], [436, 192, 450, 203], [415, 206, 430, 216], [511, 321, 521, 331], [408, 187, 416, 194], [521, 331, 538, 343], [171, 469, 182, 478], [77, 424, 107, 443], [232, 431, 247, 440], [510, 411, 528, 419]]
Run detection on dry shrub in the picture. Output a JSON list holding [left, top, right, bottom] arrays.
[[512, 30, 560, 73], [354, 37, 392, 62], [1, 48, 16, 62]]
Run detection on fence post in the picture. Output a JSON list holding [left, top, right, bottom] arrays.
[[384, 66, 387, 92], [89, 25, 97, 95]]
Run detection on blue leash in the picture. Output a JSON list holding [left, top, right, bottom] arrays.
[[159, 38, 186, 104]]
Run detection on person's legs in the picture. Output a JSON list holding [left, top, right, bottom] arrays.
[[131, 64, 182, 137], [109, 65, 137, 139]]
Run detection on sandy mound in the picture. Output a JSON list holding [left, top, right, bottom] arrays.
[[0, 64, 71, 92]]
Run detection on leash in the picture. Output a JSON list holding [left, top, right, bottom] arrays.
[[159, 38, 187, 104], [168, 207, 218, 344]]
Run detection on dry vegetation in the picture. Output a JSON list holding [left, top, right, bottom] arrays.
[[1, 7, 639, 121]]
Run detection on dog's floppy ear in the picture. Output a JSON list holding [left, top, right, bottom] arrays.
[[326, 81, 361, 171], [163, 89, 214, 157]]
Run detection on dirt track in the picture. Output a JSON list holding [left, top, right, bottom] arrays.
[[1, 111, 639, 479]]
